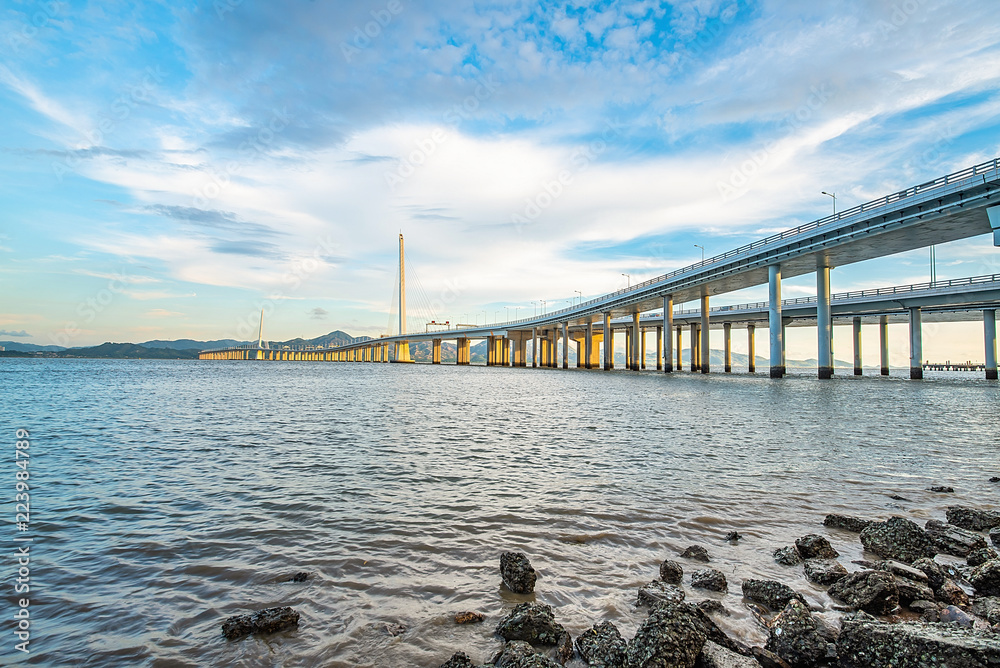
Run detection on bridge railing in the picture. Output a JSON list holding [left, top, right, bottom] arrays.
[[420, 157, 1000, 335]]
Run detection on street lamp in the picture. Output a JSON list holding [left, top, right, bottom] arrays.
[[821, 191, 836, 215], [531, 301, 536, 316], [540, 300, 546, 314], [694, 244, 704, 262], [622, 273, 630, 289], [574, 290, 582, 304]]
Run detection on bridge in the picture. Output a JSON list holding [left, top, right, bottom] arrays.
[[201, 157, 1000, 380]]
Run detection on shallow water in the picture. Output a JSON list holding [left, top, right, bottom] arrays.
[[1, 359, 998, 666]]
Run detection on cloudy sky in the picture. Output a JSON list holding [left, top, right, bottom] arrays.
[[2, 0, 999, 363]]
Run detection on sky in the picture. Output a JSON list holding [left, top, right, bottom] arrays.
[[2, 0, 1000, 364]]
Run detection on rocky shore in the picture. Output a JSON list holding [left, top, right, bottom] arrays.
[[437, 503, 1000, 668]]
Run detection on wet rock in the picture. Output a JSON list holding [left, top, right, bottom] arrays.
[[455, 611, 485, 625], [892, 576, 935, 605], [750, 647, 791, 668], [928, 486, 955, 493], [824, 514, 873, 533], [221, 606, 300, 641], [803, 559, 847, 586], [794, 534, 839, 560], [970, 559, 1000, 596], [696, 600, 728, 616], [837, 611, 1000, 667], [924, 519, 988, 557], [287, 571, 309, 583], [500, 552, 537, 594], [764, 599, 827, 667], [772, 547, 801, 566], [946, 505, 1000, 531], [863, 559, 929, 583], [939, 605, 977, 628], [859, 517, 936, 563], [377, 622, 407, 636], [685, 603, 753, 657], [827, 571, 899, 615], [660, 559, 684, 585], [681, 545, 711, 562], [911, 558, 946, 590], [698, 640, 762, 668], [991, 527, 1000, 548], [968, 546, 1000, 567], [887, 494, 909, 501], [495, 603, 567, 646], [637, 580, 686, 608], [574, 620, 626, 668], [972, 596, 1000, 625], [920, 607, 940, 623], [725, 531, 742, 543], [991, 476, 1000, 483], [493, 640, 562, 668], [691, 569, 728, 592], [624, 602, 707, 668], [935, 578, 971, 607], [908, 599, 938, 614], [740, 580, 804, 612], [440, 651, 477, 668]]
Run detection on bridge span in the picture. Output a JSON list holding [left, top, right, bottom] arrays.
[[201, 158, 1000, 379]]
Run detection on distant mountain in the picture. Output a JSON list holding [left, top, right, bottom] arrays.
[[0, 341, 67, 352], [140, 338, 247, 350], [57, 343, 201, 359]]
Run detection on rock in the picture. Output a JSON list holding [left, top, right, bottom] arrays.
[[574, 620, 626, 668], [221, 606, 300, 641], [991, 477, 1000, 483], [935, 578, 971, 607], [500, 552, 537, 594], [287, 572, 309, 583], [972, 597, 1000, 625], [968, 546, 1000, 567], [908, 599, 938, 613], [837, 611, 1000, 667], [493, 640, 562, 668], [455, 611, 484, 625], [991, 527, 1000, 547], [637, 580, 686, 608], [725, 531, 742, 543], [803, 559, 847, 585], [696, 600, 728, 616], [946, 505, 1000, 531], [794, 534, 839, 559], [685, 603, 753, 657], [691, 569, 728, 592], [698, 640, 762, 668], [827, 571, 899, 615], [750, 647, 792, 668], [911, 558, 946, 590], [440, 651, 477, 668], [939, 605, 977, 628], [772, 547, 801, 566], [970, 559, 1000, 596], [376, 622, 407, 636], [681, 545, 711, 562], [859, 559, 929, 583], [496, 603, 567, 646], [624, 602, 707, 668], [764, 599, 827, 667], [928, 486, 955, 493], [924, 519, 988, 557], [824, 514, 873, 533], [892, 576, 935, 605], [859, 517, 937, 563], [660, 559, 684, 585], [740, 580, 804, 612], [887, 494, 909, 501]]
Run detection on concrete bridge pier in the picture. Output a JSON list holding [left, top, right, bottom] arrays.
[[723, 322, 732, 372], [641, 326, 647, 369], [531, 327, 538, 368], [700, 294, 710, 373], [879, 315, 889, 375], [676, 325, 683, 371], [985, 309, 998, 380], [603, 313, 613, 370], [433, 339, 442, 364], [562, 322, 569, 369], [656, 326, 662, 371], [769, 265, 785, 378], [457, 337, 470, 365], [663, 295, 673, 372], [632, 312, 641, 370], [584, 322, 593, 369], [689, 322, 698, 371], [853, 317, 863, 375], [748, 324, 756, 373], [817, 263, 833, 379], [909, 307, 923, 379]]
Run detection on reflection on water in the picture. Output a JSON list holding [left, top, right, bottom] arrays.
[[2, 359, 997, 666]]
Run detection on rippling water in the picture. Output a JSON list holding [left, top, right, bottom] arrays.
[[2, 359, 998, 666]]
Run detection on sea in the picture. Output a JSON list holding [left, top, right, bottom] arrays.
[[1, 358, 997, 666]]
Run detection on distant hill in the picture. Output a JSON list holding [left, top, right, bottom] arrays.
[[57, 343, 201, 359], [140, 338, 246, 350], [0, 341, 67, 352]]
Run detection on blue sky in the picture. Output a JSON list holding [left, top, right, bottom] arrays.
[[2, 0, 1000, 363]]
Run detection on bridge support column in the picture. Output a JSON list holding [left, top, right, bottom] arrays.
[[641, 327, 647, 369], [909, 307, 923, 379], [689, 323, 698, 371], [603, 313, 612, 370], [549, 330, 558, 368], [853, 317, 863, 376], [663, 295, 673, 372], [985, 309, 997, 380], [458, 338, 470, 365], [817, 263, 833, 379], [433, 339, 442, 364], [562, 322, 569, 369], [676, 325, 682, 371], [531, 327, 538, 368], [656, 326, 662, 371], [700, 294, 710, 373], [575, 337, 582, 368], [879, 316, 889, 375], [748, 324, 756, 373], [585, 322, 593, 369], [724, 322, 732, 373], [632, 312, 641, 370], [769, 265, 785, 378]]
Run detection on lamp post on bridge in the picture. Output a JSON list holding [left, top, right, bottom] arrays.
[[622, 273, 630, 289], [821, 191, 837, 215], [694, 244, 704, 262], [574, 290, 582, 305]]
